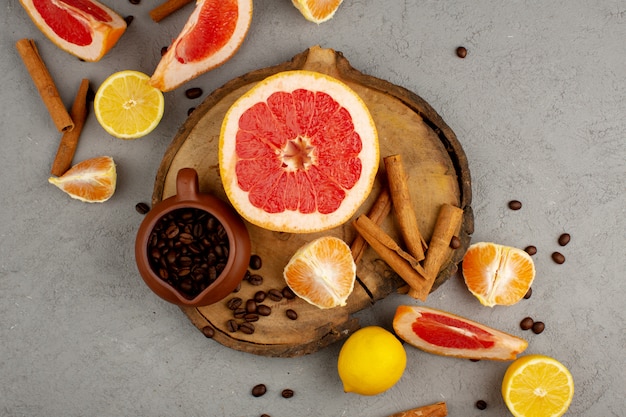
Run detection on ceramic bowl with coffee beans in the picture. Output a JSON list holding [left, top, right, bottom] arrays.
[[135, 168, 251, 307]]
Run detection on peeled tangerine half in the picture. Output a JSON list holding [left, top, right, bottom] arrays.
[[283, 236, 356, 309], [150, 0, 253, 91], [48, 156, 116, 203], [219, 70, 379, 234], [393, 305, 528, 361], [20, 0, 126, 62], [462, 242, 536, 307]]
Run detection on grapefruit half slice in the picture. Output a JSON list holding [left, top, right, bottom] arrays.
[[393, 305, 528, 361], [219, 70, 379, 233], [149, 0, 253, 92], [19, 0, 127, 62]]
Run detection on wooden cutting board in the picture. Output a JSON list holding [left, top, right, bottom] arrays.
[[151, 46, 473, 357]]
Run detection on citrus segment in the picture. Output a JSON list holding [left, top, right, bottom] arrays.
[[462, 242, 535, 307], [337, 326, 406, 396], [220, 70, 379, 233], [502, 354, 574, 417], [283, 236, 356, 309], [393, 305, 528, 360], [291, 0, 344, 24], [94, 70, 165, 139], [150, 0, 252, 91], [19, 0, 126, 62], [48, 156, 116, 202]]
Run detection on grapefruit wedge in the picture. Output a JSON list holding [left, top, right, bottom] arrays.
[[219, 70, 379, 233], [393, 305, 528, 361], [19, 0, 127, 62], [150, 0, 253, 92]]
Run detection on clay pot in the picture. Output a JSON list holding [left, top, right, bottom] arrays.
[[135, 168, 251, 307]]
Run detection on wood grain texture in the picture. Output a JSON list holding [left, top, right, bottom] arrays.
[[151, 46, 473, 357]]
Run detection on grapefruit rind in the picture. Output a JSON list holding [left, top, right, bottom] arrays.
[[392, 305, 528, 361], [283, 236, 356, 309], [219, 70, 379, 234], [19, 0, 127, 62], [149, 0, 253, 92], [462, 242, 536, 307]]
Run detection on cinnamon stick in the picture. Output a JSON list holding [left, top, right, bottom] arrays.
[[149, 0, 194, 22], [351, 187, 392, 264], [15, 39, 74, 133], [353, 214, 427, 297], [384, 154, 426, 261], [411, 203, 464, 299], [51, 79, 90, 177], [387, 401, 447, 417]]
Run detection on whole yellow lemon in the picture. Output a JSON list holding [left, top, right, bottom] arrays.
[[337, 326, 407, 396]]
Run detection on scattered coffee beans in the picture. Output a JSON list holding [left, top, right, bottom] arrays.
[[551, 251, 566, 264], [226, 297, 242, 310], [239, 322, 255, 334], [251, 384, 267, 397], [456, 46, 467, 58], [254, 290, 267, 303], [558, 233, 571, 246], [257, 304, 271, 316], [532, 321, 545, 334], [282, 286, 296, 299], [475, 400, 487, 410], [185, 87, 203, 99], [187, 107, 195, 116], [286, 309, 298, 320], [135, 202, 150, 214], [523, 287, 532, 299], [247, 274, 264, 286], [449, 235, 461, 249], [226, 319, 239, 332], [124, 15, 134, 26], [201, 325, 215, 338], [246, 299, 257, 313], [524, 245, 537, 256], [268, 288, 283, 302], [147, 208, 230, 299], [129, 0, 140, 4], [260, 414, 271, 417], [160, 46, 169, 56], [520, 317, 534, 330], [281, 389, 294, 398], [508, 200, 522, 210], [249, 254, 262, 270]]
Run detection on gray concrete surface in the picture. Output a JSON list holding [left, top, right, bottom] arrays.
[[1, 1, 624, 416]]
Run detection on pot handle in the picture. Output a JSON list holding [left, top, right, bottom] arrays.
[[175, 168, 200, 201]]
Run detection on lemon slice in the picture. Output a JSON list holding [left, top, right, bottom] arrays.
[[502, 354, 574, 417], [94, 70, 164, 139]]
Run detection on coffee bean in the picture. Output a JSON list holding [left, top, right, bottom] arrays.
[[251, 384, 267, 397], [268, 289, 283, 302], [247, 274, 264, 286], [254, 291, 267, 303], [475, 400, 487, 410], [523, 287, 532, 299], [524, 245, 537, 256], [520, 317, 534, 330], [147, 208, 230, 299], [124, 15, 134, 26], [257, 304, 271, 316], [551, 252, 566, 264], [233, 308, 246, 319], [201, 325, 215, 338], [160, 46, 169, 56], [249, 254, 262, 270], [187, 107, 195, 116], [135, 202, 150, 214], [286, 309, 298, 320], [244, 313, 259, 322], [282, 286, 296, 299], [246, 299, 258, 314], [185, 87, 203, 99], [227, 297, 243, 310], [456, 46, 467, 58], [508, 200, 522, 210], [449, 235, 461, 249], [281, 389, 294, 398], [260, 414, 271, 417], [226, 319, 239, 332], [469, 358, 480, 362], [129, 0, 140, 4], [532, 321, 545, 334], [558, 233, 571, 246], [239, 322, 255, 334]]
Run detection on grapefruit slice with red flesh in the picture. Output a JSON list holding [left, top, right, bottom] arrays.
[[149, 0, 253, 92], [19, 0, 127, 62], [219, 70, 379, 234], [393, 305, 528, 361]]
